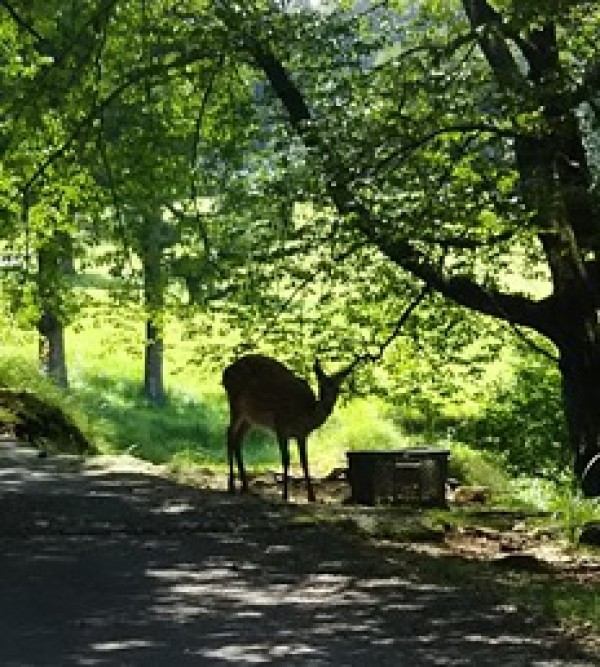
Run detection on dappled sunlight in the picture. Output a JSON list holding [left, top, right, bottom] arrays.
[[0, 443, 597, 666], [91, 639, 160, 653], [199, 642, 321, 664]]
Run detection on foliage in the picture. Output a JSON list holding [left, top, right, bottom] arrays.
[[323, 397, 404, 452], [0, 354, 95, 452], [446, 441, 510, 492], [548, 484, 600, 545], [239, 0, 600, 490], [2, 0, 600, 490], [461, 348, 569, 477]]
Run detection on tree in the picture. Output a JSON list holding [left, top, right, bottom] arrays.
[[219, 0, 600, 494], [88, 0, 267, 403], [1, 0, 243, 399], [0, 0, 120, 384], [4, 1, 599, 496], [36, 229, 71, 388]]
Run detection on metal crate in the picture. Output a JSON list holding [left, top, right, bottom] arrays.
[[347, 449, 450, 507]]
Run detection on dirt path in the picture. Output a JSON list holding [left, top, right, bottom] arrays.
[[0, 442, 598, 666]]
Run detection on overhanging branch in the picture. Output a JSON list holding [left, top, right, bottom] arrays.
[[0, 0, 49, 46], [248, 37, 557, 342], [366, 122, 519, 181], [347, 283, 432, 372]]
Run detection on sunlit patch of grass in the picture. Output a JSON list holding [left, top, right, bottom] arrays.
[[504, 576, 600, 640], [0, 286, 528, 487], [326, 397, 406, 451], [308, 397, 410, 474], [447, 441, 511, 492]]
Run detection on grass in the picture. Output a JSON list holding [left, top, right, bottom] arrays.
[[1, 294, 598, 644], [0, 289, 426, 474], [298, 499, 600, 646], [0, 289, 593, 515], [507, 576, 600, 637], [0, 291, 581, 494]]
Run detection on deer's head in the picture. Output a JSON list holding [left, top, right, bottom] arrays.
[[313, 357, 355, 419]]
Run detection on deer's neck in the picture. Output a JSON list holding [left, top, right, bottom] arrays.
[[312, 392, 340, 429]]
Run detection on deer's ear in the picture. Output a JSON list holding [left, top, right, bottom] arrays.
[[314, 358, 324, 379]]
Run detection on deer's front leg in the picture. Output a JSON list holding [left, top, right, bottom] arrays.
[[277, 434, 291, 501]]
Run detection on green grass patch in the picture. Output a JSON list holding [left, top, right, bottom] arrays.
[[0, 356, 96, 453], [504, 575, 600, 639], [70, 372, 224, 463]]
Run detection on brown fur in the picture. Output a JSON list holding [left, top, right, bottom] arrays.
[[223, 354, 347, 501]]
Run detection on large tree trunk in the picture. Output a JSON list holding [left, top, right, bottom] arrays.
[[461, 2, 600, 495], [557, 329, 600, 496]]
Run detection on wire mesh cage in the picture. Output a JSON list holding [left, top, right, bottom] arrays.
[[346, 449, 450, 507]]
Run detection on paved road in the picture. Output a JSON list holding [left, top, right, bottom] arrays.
[[0, 441, 598, 666]]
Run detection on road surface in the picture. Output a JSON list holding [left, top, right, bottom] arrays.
[[0, 441, 597, 666]]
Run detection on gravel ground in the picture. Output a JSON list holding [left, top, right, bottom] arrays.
[[0, 441, 598, 666]]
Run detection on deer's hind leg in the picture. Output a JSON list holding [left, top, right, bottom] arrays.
[[276, 433, 291, 501], [227, 415, 249, 494]]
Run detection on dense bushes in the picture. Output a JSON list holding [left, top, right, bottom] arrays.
[[462, 354, 568, 478]]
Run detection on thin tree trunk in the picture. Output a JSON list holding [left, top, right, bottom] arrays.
[[144, 318, 165, 405], [38, 309, 68, 388], [141, 217, 166, 406], [37, 235, 70, 389]]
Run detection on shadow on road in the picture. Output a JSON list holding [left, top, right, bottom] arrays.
[[0, 442, 597, 666]]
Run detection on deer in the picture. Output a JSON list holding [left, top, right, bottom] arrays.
[[222, 354, 354, 502]]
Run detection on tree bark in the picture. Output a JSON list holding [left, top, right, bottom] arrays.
[[37, 232, 70, 389], [247, 10, 600, 494], [38, 309, 68, 389], [560, 355, 600, 496], [555, 309, 600, 496], [144, 318, 165, 406], [141, 217, 166, 406]]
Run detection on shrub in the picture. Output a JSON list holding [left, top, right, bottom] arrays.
[[459, 352, 568, 477]]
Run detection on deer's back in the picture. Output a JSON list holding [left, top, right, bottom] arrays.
[[223, 354, 317, 435]]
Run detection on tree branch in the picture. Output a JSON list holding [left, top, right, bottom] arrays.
[[249, 37, 558, 342], [22, 46, 219, 196], [347, 283, 432, 372], [190, 57, 225, 254], [418, 230, 515, 251], [0, 0, 49, 46], [461, 0, 527, 89], [364, 122, 519, 181]]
